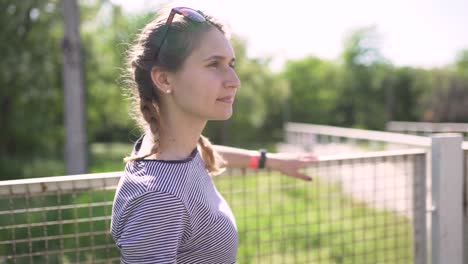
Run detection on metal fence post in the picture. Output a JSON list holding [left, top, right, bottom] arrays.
[[463, 144, 468, 264], [431, 134, 464, 264], [413, 153, 427, 264]]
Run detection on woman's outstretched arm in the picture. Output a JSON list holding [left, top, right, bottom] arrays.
[[213, 145, 317, 182]]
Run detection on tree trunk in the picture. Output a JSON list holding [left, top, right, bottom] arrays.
[[62, 0, 87, 174]]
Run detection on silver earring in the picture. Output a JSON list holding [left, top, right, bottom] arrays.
[[165, 89, 171, 94]]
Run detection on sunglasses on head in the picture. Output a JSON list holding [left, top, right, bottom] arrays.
[[153, 7, 206, 61]]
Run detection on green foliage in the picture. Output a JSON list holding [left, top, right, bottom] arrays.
[[282, 25, 468, 129], [455, 49, 468, 75], [283, 56, 338, 125], [337, 26, 390, 129], [282, 26, 394, 130], [420, 68, 468, 122], [82, 5, 154, 143], [88, 142, 132, 172], [0, 0, 64, 158], [388, 67, 429, 121], [341, 25, 386, 67]]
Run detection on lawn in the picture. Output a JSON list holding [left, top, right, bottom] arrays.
[[215, 171, 413, 264]]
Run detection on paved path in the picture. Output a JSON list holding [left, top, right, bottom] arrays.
[[277, 143, 431, 226]]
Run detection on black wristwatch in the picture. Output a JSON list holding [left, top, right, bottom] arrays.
[[258, 149, 267, 169]]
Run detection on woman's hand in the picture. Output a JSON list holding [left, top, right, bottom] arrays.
[[212, 145, 317, 181], [266, 152, 317, 182]]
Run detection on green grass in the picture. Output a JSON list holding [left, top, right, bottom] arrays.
[[0, 142, 132, 180], [214, 172, 413, 264], [88, 142, 133, 173]]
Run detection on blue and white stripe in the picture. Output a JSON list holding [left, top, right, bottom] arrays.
[[111, 137, 238, 263]]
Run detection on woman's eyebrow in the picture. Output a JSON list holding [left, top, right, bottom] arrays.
[[204, 55, 236, 63]]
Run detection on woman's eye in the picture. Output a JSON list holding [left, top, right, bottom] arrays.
[[208, 61, 219, 67], [208, 61, 235, 70]]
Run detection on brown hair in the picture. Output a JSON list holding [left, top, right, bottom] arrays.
[[123, 6, 228, 175]]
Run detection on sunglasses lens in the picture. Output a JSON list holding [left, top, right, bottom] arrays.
[[178, 8, 206, 22], [154, 7, 207, 61]]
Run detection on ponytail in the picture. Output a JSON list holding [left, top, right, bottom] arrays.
[[197, 135, 227, 176]]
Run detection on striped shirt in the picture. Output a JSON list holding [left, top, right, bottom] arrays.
[[111, 137, 238, 263]]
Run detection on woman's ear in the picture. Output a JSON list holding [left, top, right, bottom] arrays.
[[150, 67, 172, 94]]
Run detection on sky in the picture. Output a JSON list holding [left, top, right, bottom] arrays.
[[110, 0, 468, 70]]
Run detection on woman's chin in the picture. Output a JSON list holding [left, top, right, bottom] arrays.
[[210, 111, 233, 121]]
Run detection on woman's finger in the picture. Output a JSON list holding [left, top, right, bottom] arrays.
[[302, 154, 318, 161], [289, 171, 312, 182]]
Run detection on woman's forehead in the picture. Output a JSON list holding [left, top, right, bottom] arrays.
[[193, 28, 235, 60]]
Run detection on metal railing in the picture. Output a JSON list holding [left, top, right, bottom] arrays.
[[287, 122, 431, 146], [1, 149, 428, 264], [0, 173, 121, 264], [284, 122, 468, 264], [283, 122, 431, 156], [387, 121, 468, 139], [386, 122, 468, 263]]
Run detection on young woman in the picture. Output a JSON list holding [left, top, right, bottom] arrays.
[[111, 6, 316, 263]]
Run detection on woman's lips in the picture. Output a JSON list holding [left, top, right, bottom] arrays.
[[217, 96, 234, 103]]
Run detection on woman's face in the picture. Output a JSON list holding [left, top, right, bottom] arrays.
[[167, 27, 241, 121]]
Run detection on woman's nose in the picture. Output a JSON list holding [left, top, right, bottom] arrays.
[[224, 69, 241, 89]]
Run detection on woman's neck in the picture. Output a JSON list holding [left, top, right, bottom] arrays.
[[141, 114, 207, 161]]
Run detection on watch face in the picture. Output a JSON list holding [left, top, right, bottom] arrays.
[[259, 149, 267, 169]]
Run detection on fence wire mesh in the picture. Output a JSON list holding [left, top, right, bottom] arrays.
[[0, 174, 121, 264], [0, 150, 427, 264], [217, 150, 426, 264]]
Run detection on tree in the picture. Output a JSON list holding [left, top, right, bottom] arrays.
[[62, 0, 87, 174], [422, 68, 468, 122], [81, 2, 139, 143], [282, 56, 339, 125], [0, 0, 126, 179], [455, 49, 468, 75], [0, 0, 65, 179], [337, 26, 390, 129]]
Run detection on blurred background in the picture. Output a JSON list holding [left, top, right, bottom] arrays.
[[1, 0, 468, 180], [2, 1, 468, 263]]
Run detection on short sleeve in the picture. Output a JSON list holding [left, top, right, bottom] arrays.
[[116, 191, 189, 264]]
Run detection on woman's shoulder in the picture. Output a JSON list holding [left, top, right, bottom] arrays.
[[120, 155, 209, 200], [111, 177, 191, 244], [112, 169, 189, 225]]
